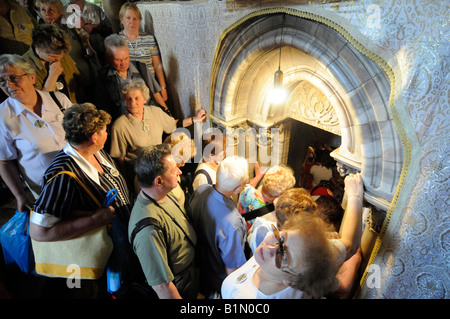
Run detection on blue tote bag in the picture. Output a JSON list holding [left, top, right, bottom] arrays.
[[0, 210, 33, 273]]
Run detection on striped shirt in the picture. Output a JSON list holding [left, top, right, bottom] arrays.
[[119, 31, 160, 76], [32, 143, 131, 227]]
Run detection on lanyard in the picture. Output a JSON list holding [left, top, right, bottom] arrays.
[[141, 191, 195, 248]]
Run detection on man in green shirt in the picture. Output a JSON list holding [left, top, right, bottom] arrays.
[[128, 144, 198, 299]]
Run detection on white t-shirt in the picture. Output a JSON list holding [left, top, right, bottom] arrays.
[[221, 256, 307, 299], [221, 240, 347, 299]]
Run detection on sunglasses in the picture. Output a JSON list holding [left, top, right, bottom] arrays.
[[0, 73, 29, 86], [271, 224, 290, 269]]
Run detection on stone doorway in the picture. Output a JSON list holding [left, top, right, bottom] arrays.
[[210, 9, 402, 213]]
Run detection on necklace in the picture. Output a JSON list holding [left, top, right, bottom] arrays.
[[124, 31, 139, 55]]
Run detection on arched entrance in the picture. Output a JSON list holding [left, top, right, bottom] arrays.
[[210, 9, 402, 212], [209, 8, 405, 285]]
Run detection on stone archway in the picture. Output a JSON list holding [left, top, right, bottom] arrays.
[[210, 9, 403, 213]]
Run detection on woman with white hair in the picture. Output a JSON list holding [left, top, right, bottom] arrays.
[[0, 53, 71, 212], [110, 78, 205, 199]]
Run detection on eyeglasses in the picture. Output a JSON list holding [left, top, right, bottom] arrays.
[[271, 224, 290, 268], [271, 224, 297, 275], [0, 73, 29, 86]]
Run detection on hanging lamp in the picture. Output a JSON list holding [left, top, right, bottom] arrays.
[[269, 14, 287, 104]]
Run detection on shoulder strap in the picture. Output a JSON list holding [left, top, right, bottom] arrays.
[[49, 91, 65, 113], [194, 169, 212, 185], [130, 217, 165, 248], [243, 203, 275, 221], [310, 184, 322, 196], [141, 191, 196, 248], [46, 170, 102, 208], [129, 214, 172, 272]]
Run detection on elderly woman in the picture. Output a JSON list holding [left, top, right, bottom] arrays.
[[36, 0, 101, 100], [110, 78, 205, 198], [222, 173, 364, 299], [22, 23, 82, 102], [29, 103, 131, 297], [118, 2, 168, 101], [0, 54, 71, 212]]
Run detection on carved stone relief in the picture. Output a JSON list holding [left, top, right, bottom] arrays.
[[287, 81, 341, 136]]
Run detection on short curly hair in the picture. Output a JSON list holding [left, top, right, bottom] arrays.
[[274, 188, 317, 227], [262, 165, 296, 197], [32, 23, 71, 54], [63, 103, 111, 144], [121, 78, 150, 102]]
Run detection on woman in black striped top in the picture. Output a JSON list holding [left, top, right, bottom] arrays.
[[31, 102, 131, 240], [29, 103, 131, 297]]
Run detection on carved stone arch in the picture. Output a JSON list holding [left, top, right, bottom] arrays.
[[210, 9, 402, 211]]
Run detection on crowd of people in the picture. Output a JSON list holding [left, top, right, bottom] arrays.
[[0, 0, 365, 300]]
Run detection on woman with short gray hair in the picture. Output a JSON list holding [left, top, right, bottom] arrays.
[[0, 53, 72, 212], [110, 78, 205, 198]]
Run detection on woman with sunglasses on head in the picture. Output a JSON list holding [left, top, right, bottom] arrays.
[[221, 173, 364, 299], [221, 213, 343, 299], [0, 53, 72, 212]]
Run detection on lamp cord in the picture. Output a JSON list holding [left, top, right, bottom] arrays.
[[278, 14, 285, 69]]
